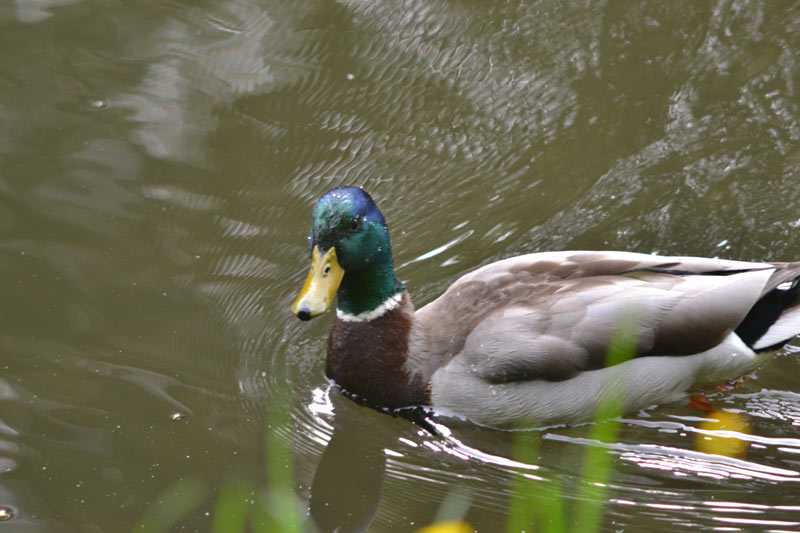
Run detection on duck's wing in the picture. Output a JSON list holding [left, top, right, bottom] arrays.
[[414, 251, 800, 382]]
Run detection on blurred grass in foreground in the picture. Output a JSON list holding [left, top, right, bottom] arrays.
[[138, 324, 638, 533], [425, 321, 637, 533], [132, 388, 303, 533]]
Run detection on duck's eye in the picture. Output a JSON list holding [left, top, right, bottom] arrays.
[[349, 218, 361, 232]]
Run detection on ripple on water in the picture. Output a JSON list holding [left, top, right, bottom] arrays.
[[3, 0, 800, 531], [292, 373, 800, 530]]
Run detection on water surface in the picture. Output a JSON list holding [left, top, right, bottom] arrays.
[[1, 0, 800, 531]]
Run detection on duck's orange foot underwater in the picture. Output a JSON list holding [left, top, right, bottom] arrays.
[[688, 395, 716, 413]]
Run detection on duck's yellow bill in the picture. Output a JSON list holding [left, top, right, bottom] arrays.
[[291, 245, 344, 320]]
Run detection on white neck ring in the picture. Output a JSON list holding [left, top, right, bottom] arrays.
[[336, 292, 404, 322]]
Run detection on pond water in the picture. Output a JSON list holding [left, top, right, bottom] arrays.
[[2, 0, 800, 531]]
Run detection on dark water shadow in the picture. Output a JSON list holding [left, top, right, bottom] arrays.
[[309, 412, 387, 532], [307, 390, 416, 533]]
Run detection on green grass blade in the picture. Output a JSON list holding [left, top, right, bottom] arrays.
[[133, 476, 209, 533], [573, 318, 636, 533], [507, 432, 540, 533], [211, 478, 254, 533], [263, 398, 304, 532]]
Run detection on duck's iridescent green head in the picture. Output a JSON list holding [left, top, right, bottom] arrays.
[[292, 187, 404, 320]]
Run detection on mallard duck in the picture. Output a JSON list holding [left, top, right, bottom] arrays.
[[291, 187, 800, 428]]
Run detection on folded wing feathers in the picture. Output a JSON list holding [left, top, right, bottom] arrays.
[[423, 252, 800, 383]]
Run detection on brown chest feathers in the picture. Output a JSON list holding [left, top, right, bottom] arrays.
[[326, 296, 431, 409]]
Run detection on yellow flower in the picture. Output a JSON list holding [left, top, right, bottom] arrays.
[[695, 410, 750, 458], [417, 520, 473, 533]]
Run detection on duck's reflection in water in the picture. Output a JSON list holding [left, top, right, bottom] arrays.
[[308, 391, 395, 533]]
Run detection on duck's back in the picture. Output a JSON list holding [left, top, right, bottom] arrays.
[[415, 251, 799, 382]]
